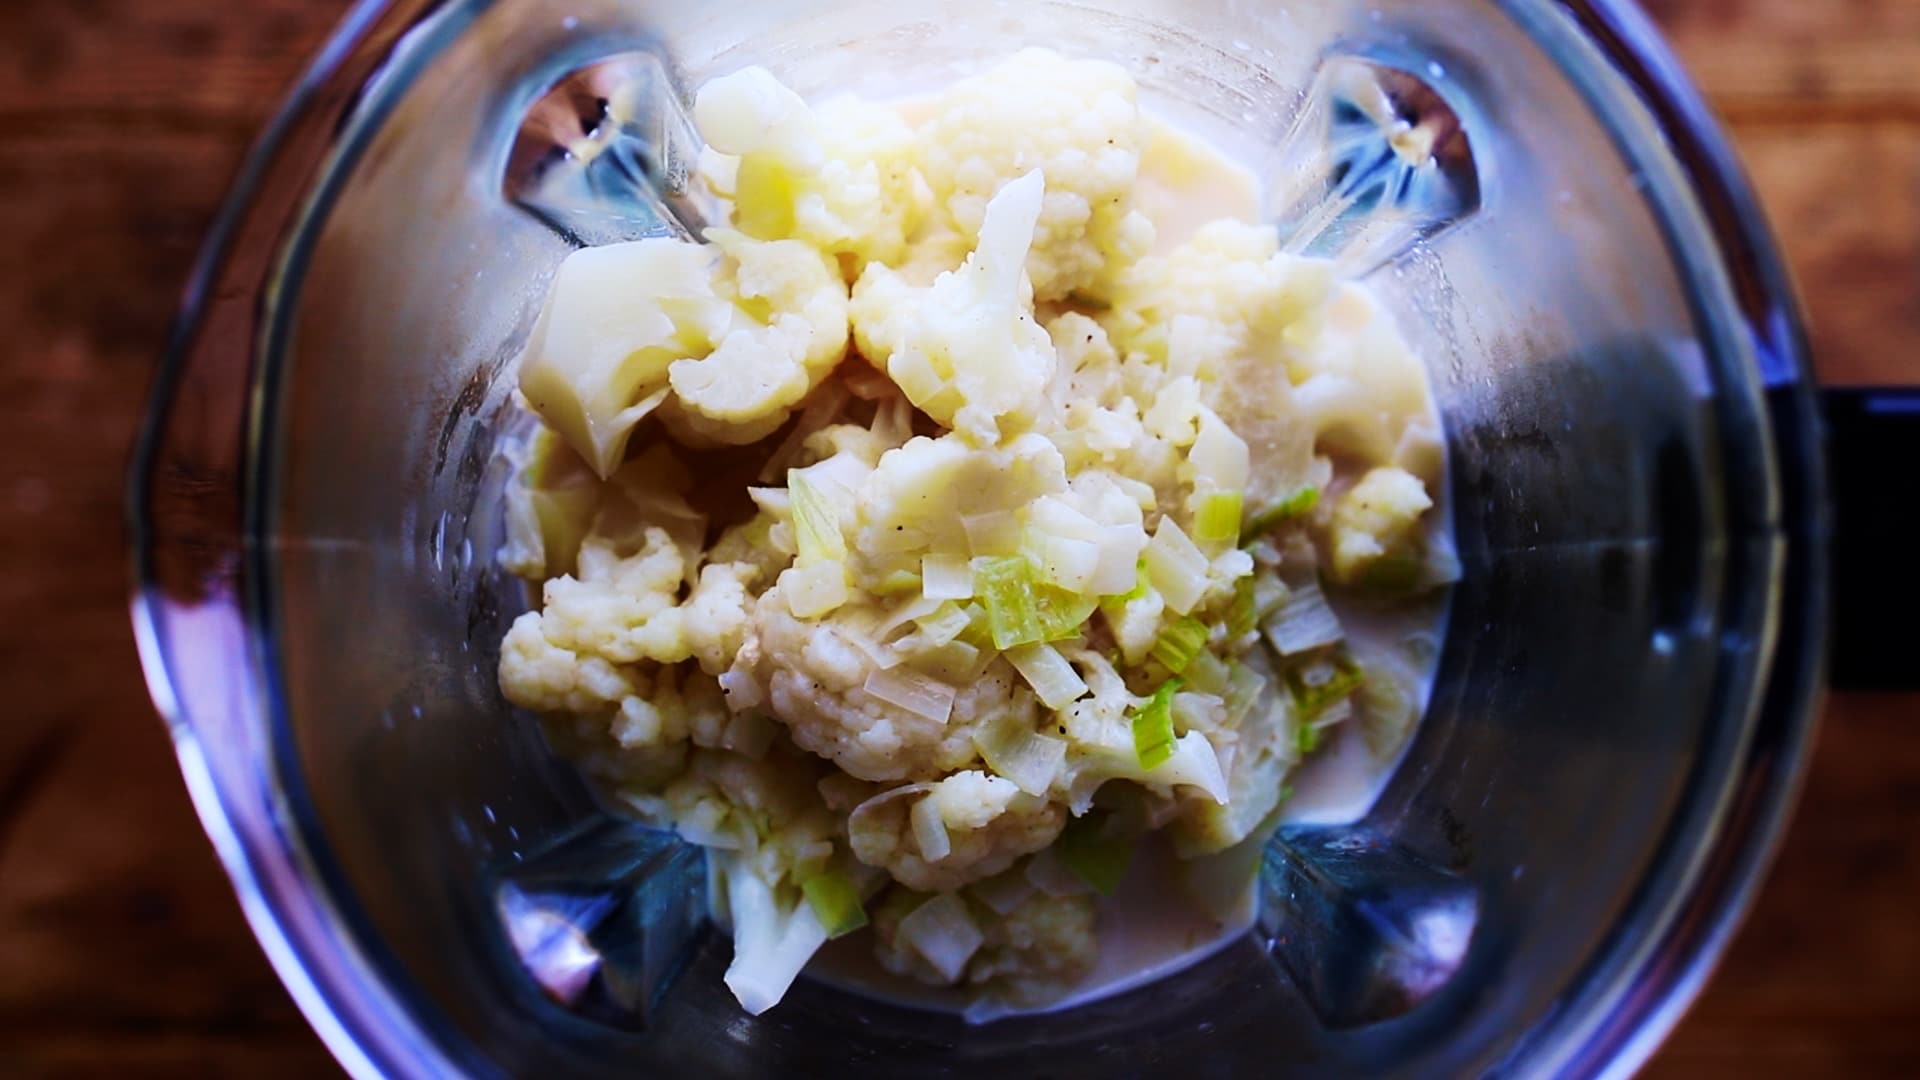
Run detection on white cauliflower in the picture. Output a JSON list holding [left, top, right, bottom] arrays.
[[1100, 221, 1337, 510], [744, 590, 1040, 782], [965, 891, 1099, 1003], [664, 230, 851, 443], [848, 771, 1067, 892], [519, 230, 851, 472], [498, 611, 640, 715], [871, 887, 1095, 998], [1288, 283, 1432, 465], [696, 67, 928, 270], [918, 47, 1152, 301], [850, 170, 1055, 443], [1326, 465, 1434, 587]]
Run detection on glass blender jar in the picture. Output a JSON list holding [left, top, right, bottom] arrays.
[[130, 0, 1842, 1075]]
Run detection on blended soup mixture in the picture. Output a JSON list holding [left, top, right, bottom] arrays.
[[494, 48, 1455, 1022]]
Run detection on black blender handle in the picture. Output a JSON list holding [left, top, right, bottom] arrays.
[[1824, 388, 1920, 690]]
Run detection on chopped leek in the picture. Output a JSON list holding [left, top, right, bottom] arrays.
[[787, 470, 846, 565], [1226, 576, 1260, 639], [1193, 491, 1244, 547], [1005, 642, 1089, 709], [1287, 649, 1364, 723], [1262, 581, 1344, 657], [801, 872, 870, 938], [1242, 486, 1320, 543], [1054, 813, 1134, 896], [1150, 616, 1211, 674], [975, 556, 1098, 649], [1182, 647, 1230, 695], [1131, 677, 1182, 770], [975, 556, 1043, 648]]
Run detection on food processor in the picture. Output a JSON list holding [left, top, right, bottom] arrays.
[[129, 0, 1841, 1075]]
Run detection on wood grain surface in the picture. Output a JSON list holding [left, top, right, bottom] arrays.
[[0, 0, 1913, 1075]]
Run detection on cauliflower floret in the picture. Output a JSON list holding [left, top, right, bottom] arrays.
[[870, 887, 1095, 998], [498, 611, 640, 714], [665, 230, 851, 442], [707, 513, 794, 590], [681, 562, 761, 674], [519, 230, 851, 471], [524, 527, 689, 665], [696, 67, 928, 270], [1288, 283, 1432, 464], [1326, 466, 1434, 587], [918, 48, 1152, 301], [854, 432, 1068, 565], [518, 239, 728, 476], [966, 891, 1098, 1003], [849, 771, 1066, 892], [1103, 220, 1331, 375], [850, 170, 1055, 443], [745, 590, 1039, 781]]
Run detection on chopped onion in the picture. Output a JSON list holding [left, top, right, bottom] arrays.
[[922, 553, 974, 600], [863, 667, 957, 724], [897, 893, 983, 983], [875, 593, 944, 639], [782, 561, 849, 618], [1144, 518, 1210, 615], [1091, 523, 1148, 595], [913, 601, 973, 646], [911, 795, 953, 861], [1188, 408, 1251, 493], [962, 509, 1021, 556], [787, 470, 847, 565], [974, 716, 1068, 797], [841, 627, 903, 671], [1035, 533, 1101, 592], [717, 668, 764, 713], [1005, 643, 1089, 709], [801, 871, 869, 938], [1262, 581, 1344, 656]]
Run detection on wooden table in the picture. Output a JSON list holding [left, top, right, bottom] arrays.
[[0, 0, 1912, 1074]]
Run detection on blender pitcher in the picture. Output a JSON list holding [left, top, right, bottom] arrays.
[[130, 0, 1865, 1075]]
